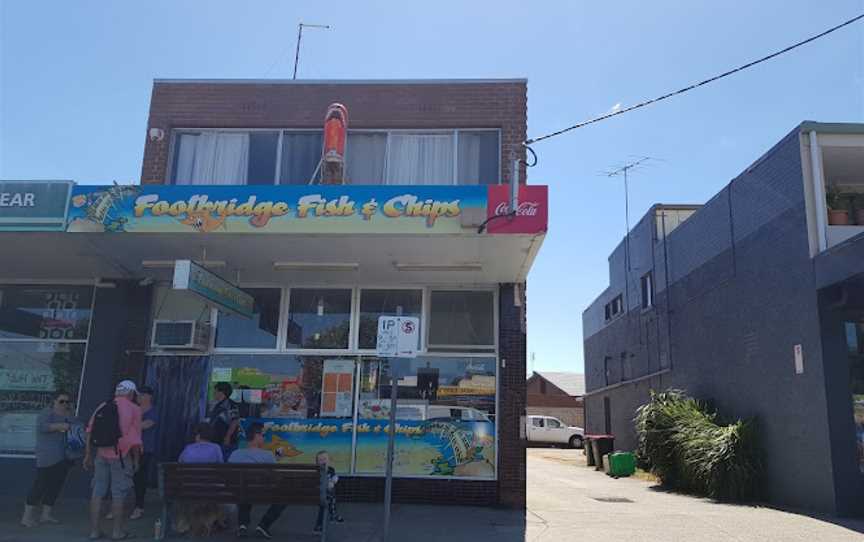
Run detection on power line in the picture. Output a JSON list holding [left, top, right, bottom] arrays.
[[525, 13, 864, 145]]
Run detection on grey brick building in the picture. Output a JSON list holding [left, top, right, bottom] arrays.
[[583, 122, 864, 515]]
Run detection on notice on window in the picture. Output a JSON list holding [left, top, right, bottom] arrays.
[[211, 367, 232, 382], [320, 360, 354, 417]]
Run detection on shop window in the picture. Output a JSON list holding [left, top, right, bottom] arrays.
[[280, 131, 323, 185], [286, 289, 352, 350], [215, 288, 281, 349], [846, 321, 864, 473], [428, 290, 495, 349], [354, 356, 496, 478], [358, 289, 423, 350], [0, 285, 93, 340], [209, 354, 356, 473], [0, 285, 93, 456]]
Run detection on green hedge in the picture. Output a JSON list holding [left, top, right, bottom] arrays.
[[634, 389, 762, 502]]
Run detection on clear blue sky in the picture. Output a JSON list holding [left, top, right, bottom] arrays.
[[1, 1, 862, 374]]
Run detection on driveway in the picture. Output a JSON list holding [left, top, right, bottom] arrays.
[[526, 448, 864, 541], [1, 449, 863, 541]]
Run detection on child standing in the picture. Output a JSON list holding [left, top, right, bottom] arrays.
[[313, 451, 343, 533]]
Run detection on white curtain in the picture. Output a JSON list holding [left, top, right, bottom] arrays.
[[175, 132, 250, 185], [385, 134, 454, 185]]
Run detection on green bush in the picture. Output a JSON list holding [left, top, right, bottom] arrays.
[[634, 389, 762, 502]]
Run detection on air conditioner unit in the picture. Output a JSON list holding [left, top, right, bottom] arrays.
[[151, 320, 211, 351]]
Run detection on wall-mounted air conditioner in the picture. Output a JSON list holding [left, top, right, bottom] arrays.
[[150, 320, 211, 351]]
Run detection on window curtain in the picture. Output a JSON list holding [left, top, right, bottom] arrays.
[[144, 355, 211, 465], [385, 134, 454, 185], [346, 133, 387, 184], [174, 132, 250, 185]]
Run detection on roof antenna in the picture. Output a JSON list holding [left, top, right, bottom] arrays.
[[601, 157, 657, 272], [293, 23, 331, 80]]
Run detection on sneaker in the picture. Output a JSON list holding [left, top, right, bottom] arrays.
[[255, 525, 273, 539], [129, 508, 144, 520], [330, 515, 344, 523], [313, 524, 322, 534], [237, 524, 248, 538]]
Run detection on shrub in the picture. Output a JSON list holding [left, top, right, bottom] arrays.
[[634, 389, 762, 502]]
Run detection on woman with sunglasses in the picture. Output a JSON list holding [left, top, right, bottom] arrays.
[[21, 390, 74, 527]]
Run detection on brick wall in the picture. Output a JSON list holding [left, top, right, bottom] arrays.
[[497, 282, 527, 508], [141, 79, 528, 185], [526, 406, 584, 428]]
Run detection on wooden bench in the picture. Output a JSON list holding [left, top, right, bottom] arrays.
[[158, 463, 329, 540]]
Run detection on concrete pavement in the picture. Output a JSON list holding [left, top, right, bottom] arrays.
[[1, 449, 862, 541]]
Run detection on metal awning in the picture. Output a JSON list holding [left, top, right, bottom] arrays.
[[0, 231, 544, 285]]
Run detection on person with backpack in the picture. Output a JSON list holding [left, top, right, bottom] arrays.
[[84, 380, 142, 541], [20, 390, 75, 527]]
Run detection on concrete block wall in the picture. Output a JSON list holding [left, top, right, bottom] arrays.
[[583, 127, 843, 513]]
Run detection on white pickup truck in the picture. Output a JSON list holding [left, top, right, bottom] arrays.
[[526, 415, 584, 448]]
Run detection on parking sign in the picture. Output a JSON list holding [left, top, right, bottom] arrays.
[[376, 316, 419, 358]]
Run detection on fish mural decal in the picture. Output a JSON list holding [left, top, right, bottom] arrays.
[[178, 209, 229, 233]]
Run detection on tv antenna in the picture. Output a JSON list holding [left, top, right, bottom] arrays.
[[293, 23, 331, 79], [601, 157, 657, 271]]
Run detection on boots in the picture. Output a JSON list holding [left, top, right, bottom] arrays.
[[20, 504, 38, 527], [40, 505, 60, 524]]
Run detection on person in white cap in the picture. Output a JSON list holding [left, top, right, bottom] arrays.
[[84, 380, 142, 541]]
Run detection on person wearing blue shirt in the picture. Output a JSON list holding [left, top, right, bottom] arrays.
[[228, 423, 284, 539]]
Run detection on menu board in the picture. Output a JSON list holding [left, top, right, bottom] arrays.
[[320, 359, 355, 417]]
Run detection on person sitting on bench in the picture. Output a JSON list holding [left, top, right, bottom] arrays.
[[228, 422, 284, 539]]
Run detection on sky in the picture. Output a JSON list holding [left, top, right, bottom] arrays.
[[1, 1, 863, 374]]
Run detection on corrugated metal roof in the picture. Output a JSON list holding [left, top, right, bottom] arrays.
[[533, 371, 585, 397]]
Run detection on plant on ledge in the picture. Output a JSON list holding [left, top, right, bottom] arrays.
[[826, 185, 851, 225], [634, 389, 762, 502]]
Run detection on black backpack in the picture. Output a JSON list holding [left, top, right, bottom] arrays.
[[90, 400, 122, 450]]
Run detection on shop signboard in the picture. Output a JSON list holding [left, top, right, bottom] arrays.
[[64, 184, 548, 235], [173, 260, 255, 318], [0, 180, 73, 231]]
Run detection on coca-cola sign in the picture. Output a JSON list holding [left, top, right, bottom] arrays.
[[494, 201, 540, 217], [486, 185, 548, 234]]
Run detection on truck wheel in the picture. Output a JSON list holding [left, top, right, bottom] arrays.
[[569, 435, 583, 449]]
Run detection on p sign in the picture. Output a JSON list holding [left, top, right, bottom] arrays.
[[376, 316, 420, 358]]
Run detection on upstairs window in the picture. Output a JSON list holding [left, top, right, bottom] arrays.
[[604, 294, 624, 322], [641, 272, 654, 310], [171, 129, 499, 186], [172, 131, 279, 185]]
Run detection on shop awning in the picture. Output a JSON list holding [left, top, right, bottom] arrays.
[[0, 231, 544, 285]]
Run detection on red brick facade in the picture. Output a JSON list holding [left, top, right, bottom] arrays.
[[136, 79, 530, 509], [140, 79, 528, 186], [526, 373, 584, 428]]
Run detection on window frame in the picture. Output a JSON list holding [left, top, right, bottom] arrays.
[[167, 127, 502, 186], [425, 287, 498, 352], [0, 282, 98, 458], [641, 271, 654, 311]]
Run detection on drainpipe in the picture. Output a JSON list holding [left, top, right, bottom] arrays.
[[809, 130, 828, 252]]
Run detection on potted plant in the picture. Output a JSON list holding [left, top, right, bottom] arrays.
[[855, 193, 864, 226], [826, 186, 850, 225]]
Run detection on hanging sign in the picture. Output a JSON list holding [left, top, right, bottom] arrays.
[[172, 260, 254, 318], [376, 316, 420, 358]]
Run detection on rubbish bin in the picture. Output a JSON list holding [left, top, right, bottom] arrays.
[[584, 437, 596, 466], [590, 435, 615, 472], [607, 452, 636, 477]]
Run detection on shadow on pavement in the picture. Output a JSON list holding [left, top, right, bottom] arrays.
[[0, 497, 528, 542]]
